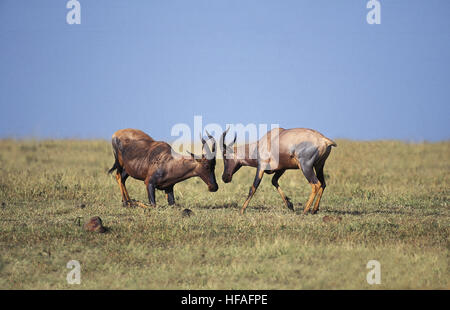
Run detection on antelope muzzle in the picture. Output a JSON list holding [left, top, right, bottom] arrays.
[[222, 173, 232, 183], [208, 183, 219, 192]]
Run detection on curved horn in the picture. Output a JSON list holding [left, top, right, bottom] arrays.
[[221, 127, 230, 150], [205, 129, 213, 140], [200, 132, 213, 160], [231, 131, 237, 145], [205, 130, 216, 153], [199, 132, 207, 146]]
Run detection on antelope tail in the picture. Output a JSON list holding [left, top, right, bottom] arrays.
[[108, 137, 121, 174], [108, 161, 119, 174], [325, 138, 337, 147]]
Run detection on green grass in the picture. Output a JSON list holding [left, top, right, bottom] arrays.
[[0, 139, 448, 289]]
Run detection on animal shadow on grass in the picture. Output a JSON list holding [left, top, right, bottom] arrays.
[[324, 209, 363, 216], [324, 208, 424, 216], [247, 205, 271, 212], [198, 202, 239, 210], [200, 203, 275, 212]]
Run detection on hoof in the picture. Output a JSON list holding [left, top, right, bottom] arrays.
[[286, 201, 294, 211]]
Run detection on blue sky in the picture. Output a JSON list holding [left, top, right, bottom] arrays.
[[0, 0, 449, 141]]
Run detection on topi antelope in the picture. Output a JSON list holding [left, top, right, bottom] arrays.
[[221, 127, 336, 214], [108, 128, 218, 208]]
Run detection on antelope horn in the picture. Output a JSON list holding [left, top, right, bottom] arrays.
[[199, 132, 207, 146], [231, 131, 237, 145], [200, 133, 213, 160], [221, 127, 230, 149], [205, 130, 216, 153]]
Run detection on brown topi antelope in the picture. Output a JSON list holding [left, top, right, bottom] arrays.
[[108, 128, 218, 208], [221, 127, 336, 214]]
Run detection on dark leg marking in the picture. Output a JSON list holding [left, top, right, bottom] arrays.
[[312, 163, 326, 214], [145, 169, 164, 207], [294, 142, 320, 183], [147, 183, 156, 206], [294, 142, 321, 214], [121, 170, 129, 184], [120, 171, 132, 204], [115, 170, 129, 207], [315, 165, 326, 189], [165, 186, 175, 206], [241, 167, 265, 214]]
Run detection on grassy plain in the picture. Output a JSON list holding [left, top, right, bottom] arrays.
[[0, 139, 448, 289]]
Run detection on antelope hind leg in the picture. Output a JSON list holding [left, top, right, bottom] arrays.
[[115, 171, 132, 207], [294, 150, 321, 214], [311, 187, 324, 214], [303, 182, 321, 214]]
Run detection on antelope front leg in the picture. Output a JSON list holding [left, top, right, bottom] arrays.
[[241, 168, 265, 214], [276, 186, 293, 211], [165, 186, 175, 206], [271, 170, 294, 211], [145, 181, 156, 207]]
